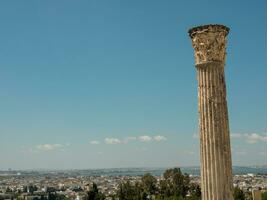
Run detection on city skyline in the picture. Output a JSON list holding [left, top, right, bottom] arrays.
[[1, 0, 267, 170]]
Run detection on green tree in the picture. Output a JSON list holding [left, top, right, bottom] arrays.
[[141, 173, 157, 196], [233, 187, 245, 200], [188, 183, 201, 199], [85, 183, 105, 200], [158, 179, 172, 198], [48, 192, 69, 200], [117, 181, 136, 200], [47, 187, 56, 193], [155, 196, 185, 200], [6, 187, 12, 193], [244, 191, 252, 200], [28, 185, 38, 194], [117, 180, 147, 200], [48, 192, 57, 200], [40, 194, 47, 200], [23, 186, 28, 193], [162, 168, 190, 198], [262, 191, 267, 200], [116, 168, 201, 200]]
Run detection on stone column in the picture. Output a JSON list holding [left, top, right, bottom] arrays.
[[188, 24, 234, 200]]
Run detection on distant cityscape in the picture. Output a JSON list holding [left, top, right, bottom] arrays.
[[1, 167, 267, 200]]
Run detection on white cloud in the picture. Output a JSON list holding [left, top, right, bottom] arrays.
[[36, 144, 63, 151], [153, 135, 167, 142], [92, 135, 167, 145], [138, 135, 152, 142], [105, 138, 122, 144], [90, 140, 100, 145], [244, 133, 267, 144], [225, 132, 267, 144]]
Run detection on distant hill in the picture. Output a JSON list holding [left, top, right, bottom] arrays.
[[1, 166, 267, 177]]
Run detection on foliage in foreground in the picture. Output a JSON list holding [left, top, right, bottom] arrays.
[[233, 187, 245, 200], [84, 183, 105, 200], [115, 168, 201, 200], [262, 191, 267, 200], [84, 168, 254, 200]]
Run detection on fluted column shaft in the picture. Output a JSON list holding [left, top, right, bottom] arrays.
[[197, 62, 233, 200], [188, 25, 234, 200]]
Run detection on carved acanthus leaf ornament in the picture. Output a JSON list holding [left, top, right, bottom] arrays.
[[189, 25, 229, 65]]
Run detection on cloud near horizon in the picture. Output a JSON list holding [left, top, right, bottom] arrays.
[[35, 144, 64, 151], [89, 140, 100, 145], [153, 135, 167, 141], [104, 138, 122, 144], [138, 135, 152, 142], [230, 133, 267, 144], [98, 135, 167, 145], [193, 132, 267, 144]]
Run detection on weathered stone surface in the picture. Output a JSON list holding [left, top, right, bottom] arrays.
[[188, 24, 234, 200], [189, 24, 229, 65]]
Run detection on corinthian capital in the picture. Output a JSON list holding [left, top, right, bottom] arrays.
[[188, 24, 230, 65]]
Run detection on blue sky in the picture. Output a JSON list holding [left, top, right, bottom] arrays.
[[0, 0, 267, 170]]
